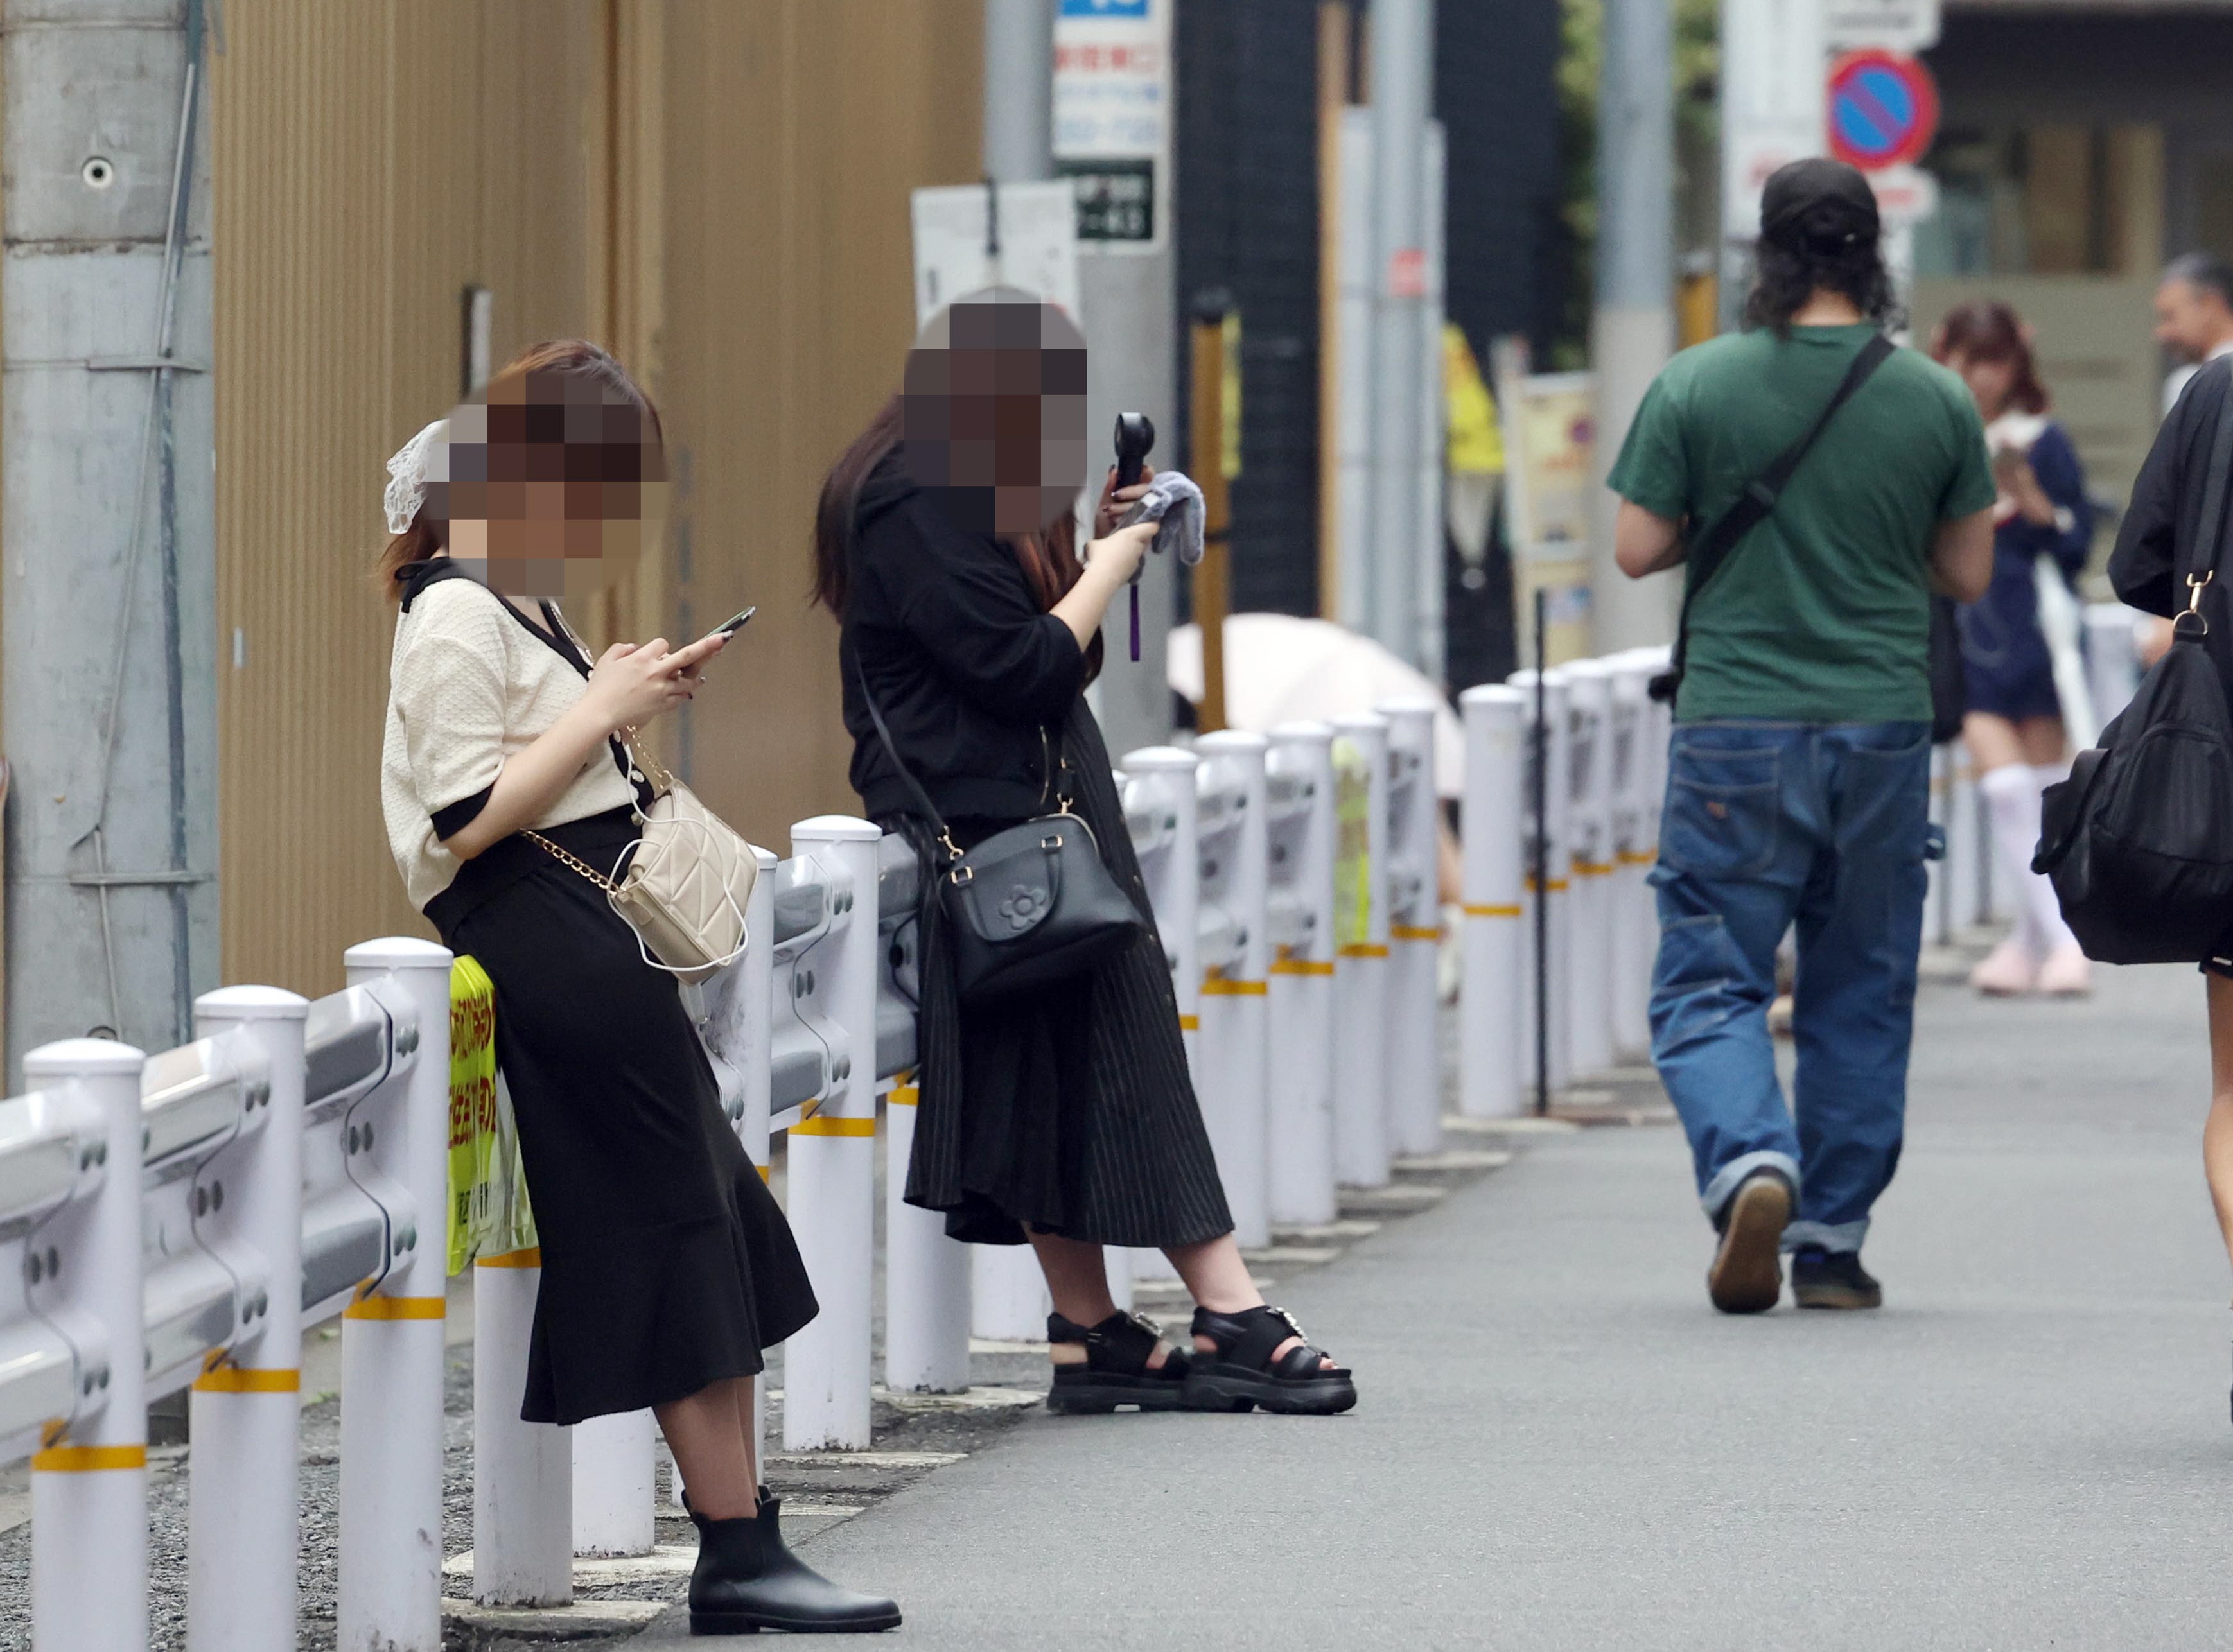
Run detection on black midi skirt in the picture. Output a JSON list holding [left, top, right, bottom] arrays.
[[888, 700, 1235, 1250], [430, 808, 818, 1425]]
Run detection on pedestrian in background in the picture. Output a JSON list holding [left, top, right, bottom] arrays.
[[1929, 302, 2094, 998], [2156, 253, 2233, 417], [380, 340, 898, 1635], [813, 291, 1355, 1416], [1607, 159, 1997, 1315]]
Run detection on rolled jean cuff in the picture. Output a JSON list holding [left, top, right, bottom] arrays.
[[1782, 1217, 1869, 1255], [1701, 1150, 1800, 1222]]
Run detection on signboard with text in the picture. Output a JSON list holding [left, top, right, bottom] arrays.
[[1054, 0, 1171, 250], [1825, 0, 1940, 51]]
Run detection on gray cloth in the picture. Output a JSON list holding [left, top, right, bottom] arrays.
[[1117, 471, 1205, 567]]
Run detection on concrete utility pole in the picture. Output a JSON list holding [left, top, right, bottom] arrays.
[[3, 0, 220, 1074], [984, 0, 1056, 182], [1588, 0, 1678, 652], [1366, 0, 1435, 671]]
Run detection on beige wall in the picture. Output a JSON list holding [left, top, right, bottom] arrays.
[[208, 0, 981, 1000]]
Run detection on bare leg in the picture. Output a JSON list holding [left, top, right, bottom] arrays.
[[656, 1375, 758, 1520], [2203, 977, 2233, 1284], [1166, 1232, 1332, 1367], [1028, 1230, 1173, 1370], [2015, 716, 2069, 769]]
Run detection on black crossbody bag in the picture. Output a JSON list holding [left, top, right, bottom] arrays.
[[855, 668, 1144, 1004], [1650, 334, 1902, 708]]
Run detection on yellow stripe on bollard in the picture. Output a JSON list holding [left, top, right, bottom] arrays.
[[32, 1443, 146, 1472], [475, 1247, 542, 1268], [888, 1085, 920, 1106], [1572, 860, 1615, 878], [1268, 958, 1335, 976], [1178, 1014, 1200, 1030], [791, 1115, 876, 1137], [343, 1294, 446, 1321], [1462, 903, 1522, 918], [1200, 977, 1268, 995], [1390, 925, 1441, 941], [1523, 877, 1571, 894], [191, 1366, 301, 1394], [1620, 847, 1658, 865], [1337, 943, 1390, 959]]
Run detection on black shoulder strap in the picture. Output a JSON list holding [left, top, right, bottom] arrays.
[[852, 651, 956, 848], [2187, 365, 2233, 599], [1653, 333, 1897, 700]]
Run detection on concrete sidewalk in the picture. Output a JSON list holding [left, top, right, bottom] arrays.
[[645, 962, 2233, 1649]]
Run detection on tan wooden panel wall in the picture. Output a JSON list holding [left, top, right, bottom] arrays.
[[208, 1, 979, 1000]]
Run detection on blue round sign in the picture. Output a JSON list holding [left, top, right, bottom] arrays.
[[1828, 51, 1939, 171]]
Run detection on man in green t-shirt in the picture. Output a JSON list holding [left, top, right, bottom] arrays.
[[1607, 159, 1996, 1317]]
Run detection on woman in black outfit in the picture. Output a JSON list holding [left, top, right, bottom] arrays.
[[379, 340, 897, 1633], [811, 294, 1356, 1416]]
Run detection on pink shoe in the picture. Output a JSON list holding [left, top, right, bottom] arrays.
[[2036, 942, 2093, 998], [1969, 938, 2036, 997]]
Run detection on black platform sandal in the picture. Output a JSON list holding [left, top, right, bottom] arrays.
[[1045, 1310, 1191, 1414], [1183, 1305, 1357, 1416]]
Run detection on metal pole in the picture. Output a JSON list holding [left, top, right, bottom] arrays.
[[1190, 293, 1234, 735], [1533, 590, 1550, 1117], [1365, 0, 1434, 666], [4, 0, 220, 1070], [1590, 0, 1678, 654], [984, 0, 1055, 183]]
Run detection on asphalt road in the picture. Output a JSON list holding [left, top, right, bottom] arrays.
[[663, 962, 2233, 1650]]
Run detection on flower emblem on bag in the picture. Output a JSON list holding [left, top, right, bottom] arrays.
[[997, 881, 1049, 932]]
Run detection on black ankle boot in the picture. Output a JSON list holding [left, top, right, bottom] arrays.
[[688, 1495, 901, 1635]]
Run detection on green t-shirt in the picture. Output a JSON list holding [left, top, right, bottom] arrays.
[[1607, 324, 1996, 724]]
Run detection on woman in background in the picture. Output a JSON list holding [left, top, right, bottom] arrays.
[[1931, 301, 2094, 997]]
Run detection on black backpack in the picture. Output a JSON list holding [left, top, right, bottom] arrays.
[[2033, 383, 2233, 965]]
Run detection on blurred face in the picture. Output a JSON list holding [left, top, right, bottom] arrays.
[[429, 367, 668, 602], [1947, 350, 2018, 420], [2155, 277, 2233, 362], [901, 292, 1088, 537]]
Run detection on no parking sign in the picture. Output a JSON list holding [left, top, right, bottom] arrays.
[[1828, 49, 1940, 171]]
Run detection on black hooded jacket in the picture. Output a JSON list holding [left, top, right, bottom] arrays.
[[2112, 357, 2233, 698], [840, 458, 1088, 824]]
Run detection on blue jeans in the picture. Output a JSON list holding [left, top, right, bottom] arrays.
[[1648, 720, 1933, 1255]]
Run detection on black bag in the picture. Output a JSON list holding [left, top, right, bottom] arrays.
[[857, 670, 1145, 1003], [2033, 373, 2233, 965], [1651, 335, 1896, 706]]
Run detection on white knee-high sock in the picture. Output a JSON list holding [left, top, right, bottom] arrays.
[[1978, 763, 2073, 957]]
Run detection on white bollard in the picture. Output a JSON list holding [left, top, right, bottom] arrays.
[[884, 1072, 972, 1391], [1458, 686, 1525, 1118], [1562, 661, 1616, 1080], [26, 1038, 149, 1652], [1946, 739, 1983, 933], [742, 846, 778, 1457], [1606, 657, 1656, 1063], [1378, 700, 1444, 1158], [2083, 602, 2142, 734], [186, 987, 311, 1652], [1121, 746, 1202, 1283], [1509, 669, 1573, 1099], [1265, 722, 1340, 1226], [1330, 712, 1392, 1187], [572, 1409, 657, 1557], [1195, 730, 1273, 1248], [472, 1251, 572, 1605], [782, 817, 883, 1452], [971, 1246, 1051, 1341], [338, 937, 455, 1652]]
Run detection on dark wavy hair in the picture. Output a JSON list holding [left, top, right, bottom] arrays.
[[1740, 233, 1903, 338]]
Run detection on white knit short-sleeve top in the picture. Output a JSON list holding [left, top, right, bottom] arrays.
[[381, 575, 640, 911]]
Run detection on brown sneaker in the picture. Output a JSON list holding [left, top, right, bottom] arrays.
[[1707, 1170, 1792, 1314]]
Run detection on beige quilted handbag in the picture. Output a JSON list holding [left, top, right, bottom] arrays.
[[527, 739, 758, 984]]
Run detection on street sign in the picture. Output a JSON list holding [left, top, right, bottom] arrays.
[[1827, 49, 1940, 171], [1864, 162, 1939, 228], [1825, 0, 1940, 52], [1054, 0, 1171, 251], [909, 182, 1081, 328]]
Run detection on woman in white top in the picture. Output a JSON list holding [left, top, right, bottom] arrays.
[[380, 340, 895, 1635]]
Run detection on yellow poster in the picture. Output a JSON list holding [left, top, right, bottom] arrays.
[[445, 956, 536, 1274], [1331, 736, 1371, 948]]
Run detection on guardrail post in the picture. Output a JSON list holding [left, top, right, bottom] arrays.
[[1330, 713, 1392, 1187], [473, 1244, 571, 1605], [338, 937, 453, 1651], [1120, 745, 1202, 1282], [2083, 602, 2141, 733], [572, 1409, 656, 1556], [1265, 723, 1338, 1224], [1945, 738, 1982, 934], [782, 817, 882, 1452], [1378, 700, 1443, 1158], [1458, 686, 1525, 1118], [1509, 668, 1573, 1098], [1562, 662, 1615, 1081], [26, 1038, 148, 1652], [1606, 656, 1658, 1063], [1195, 731, 1272, 1248], [186, 987, 310, 1652]]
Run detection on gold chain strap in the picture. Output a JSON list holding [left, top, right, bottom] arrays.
[[524, 830, 623, 894]]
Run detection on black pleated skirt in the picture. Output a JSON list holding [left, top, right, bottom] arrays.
[[430, 808, 818, 1425], [886, 700, 1235, 1249]]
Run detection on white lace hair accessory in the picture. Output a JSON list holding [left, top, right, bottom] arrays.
[[383, 418, 448, 535]]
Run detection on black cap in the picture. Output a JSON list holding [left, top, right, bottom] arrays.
[[1759, 157, 1880, 254]]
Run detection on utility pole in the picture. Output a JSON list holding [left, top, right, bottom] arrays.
[[1718, 0, 1826, 331], [3, 0, 220, 1074], [1588, 0, 1677, 652], [984, 0, 1056, 181], [1366, 0, 1435, 672]]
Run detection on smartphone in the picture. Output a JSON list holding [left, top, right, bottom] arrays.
[[707, 605, 757, 641]]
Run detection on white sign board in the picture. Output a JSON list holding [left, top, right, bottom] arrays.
[[1867, 162, 1940, 227], [909, 181, 1081, 329], [1718, 0, 1826, 320], [1053, 0, 1172, 251], [1825, 0, 1940, 51]]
